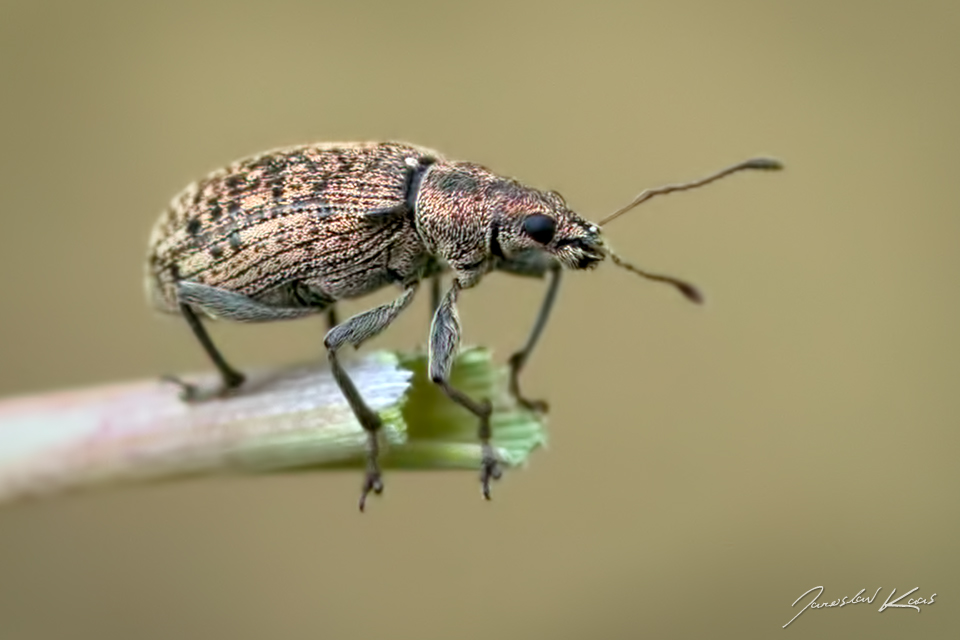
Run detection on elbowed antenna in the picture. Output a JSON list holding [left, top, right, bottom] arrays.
[[607, 251, 703, 304], [598, 156, 783, 303], [598, 157, 783, 227]]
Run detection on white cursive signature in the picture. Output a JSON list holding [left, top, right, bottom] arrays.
[[783, 586, 936, 628]]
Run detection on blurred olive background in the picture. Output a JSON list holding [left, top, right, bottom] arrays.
[[1, 1, 958, 638]]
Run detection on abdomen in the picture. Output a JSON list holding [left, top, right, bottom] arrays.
[[146, 141, 439, 314]]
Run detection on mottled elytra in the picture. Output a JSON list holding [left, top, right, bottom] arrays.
[[145, 141, 782, 510]]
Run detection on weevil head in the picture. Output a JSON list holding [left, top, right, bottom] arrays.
[[508, 192, 606, 269], [416, 162, 606, 273], [487, 183, 606, 271]]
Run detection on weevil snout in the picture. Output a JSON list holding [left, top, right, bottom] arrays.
[[552, 221, 605, 270]]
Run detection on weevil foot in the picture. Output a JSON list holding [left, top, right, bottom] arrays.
[[517, 395, 549, 414], [161, 373, 245, 402], [358, 431, 384, 512], [507, 354, 549, 414], [359, 467, 383, 512], [479, 444, 503, 500]]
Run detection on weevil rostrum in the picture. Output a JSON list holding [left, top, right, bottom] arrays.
[[146, 141, 781, 510]]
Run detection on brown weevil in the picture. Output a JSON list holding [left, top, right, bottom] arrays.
[[145, 141, 781, 510]]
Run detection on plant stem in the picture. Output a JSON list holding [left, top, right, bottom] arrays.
[[0, 348, 546, 505]]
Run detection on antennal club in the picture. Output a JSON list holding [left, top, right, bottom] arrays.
[[598, 157, 782, 227], [608, 251, 703, 304]]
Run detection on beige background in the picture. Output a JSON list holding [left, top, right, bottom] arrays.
[[1, 1, 957, 638]]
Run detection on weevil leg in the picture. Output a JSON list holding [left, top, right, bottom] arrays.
[[430, 281, 501, 499], [325, 306, 339, 330], [324, 285, 418, 511], [177, 281, 319, 322], [430, 273, 442, 315], [493, 253, 562, 413], [166, 302, 246, 402], [506, 263, 561, 413], [168, 281, 319, 400]]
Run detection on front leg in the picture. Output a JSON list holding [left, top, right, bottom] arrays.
[[324, 284, 418, 511], [494, 253, 563, 413], [506, 263, 561, 413], [429, 281, 502, 499]]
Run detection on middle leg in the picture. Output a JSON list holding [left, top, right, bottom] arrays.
[[429, 281, 501, 499]]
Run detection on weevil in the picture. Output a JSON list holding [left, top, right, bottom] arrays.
[[146, 141, 781, 510]]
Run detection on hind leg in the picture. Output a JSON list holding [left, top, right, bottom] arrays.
[[165, 302, 247, 401], [167, 281, 320, 401]]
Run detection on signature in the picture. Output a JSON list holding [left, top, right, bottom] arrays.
[[783, 586, 936, 628]]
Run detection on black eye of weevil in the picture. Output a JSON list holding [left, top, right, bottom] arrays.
[[522, 214, 557, 244]]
